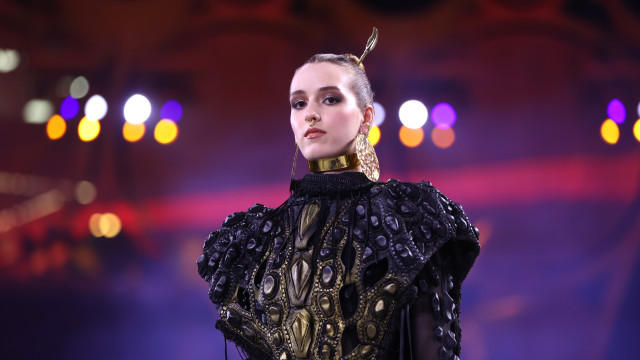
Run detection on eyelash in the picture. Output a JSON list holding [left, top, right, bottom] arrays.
[[291, 96, 342, 110]]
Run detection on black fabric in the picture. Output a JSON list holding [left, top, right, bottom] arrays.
[[198, 172, 480, 359]]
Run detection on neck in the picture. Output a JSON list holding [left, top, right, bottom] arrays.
[[308, 153, 360, 173]]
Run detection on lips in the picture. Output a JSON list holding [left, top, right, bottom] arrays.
[[304, 127, 326, 139]]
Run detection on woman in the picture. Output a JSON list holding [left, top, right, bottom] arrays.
[[197, 29, 480, 360]]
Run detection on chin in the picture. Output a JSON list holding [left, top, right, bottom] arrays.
[[301, 143, 355, 161]]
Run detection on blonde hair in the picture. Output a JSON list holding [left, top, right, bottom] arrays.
[[297, 53, 374, 110]]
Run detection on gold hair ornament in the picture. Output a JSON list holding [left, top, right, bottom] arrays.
[[357, 27, 378, 66]]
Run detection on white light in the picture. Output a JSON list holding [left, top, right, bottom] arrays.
[[373, 101, 386, 126], [399, 100, 428, 129], [0, 49, 20, 73], [85, 95, 108, 121], [637, 101, 640, 118], [23, 99, 54, 124], [124, 94, 151, 124], [70, 76, 90, 98]]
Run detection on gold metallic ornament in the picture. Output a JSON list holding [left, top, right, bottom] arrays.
[[291, 142, 299, 183], [307, 153, 360, 173], [356, 131, 380, 181], [288, 309, 313, 358], [357, 27, 378, 66], [305, 117, 316, 127]]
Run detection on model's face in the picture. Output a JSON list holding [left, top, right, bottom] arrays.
[[289, 62, 372, 161]]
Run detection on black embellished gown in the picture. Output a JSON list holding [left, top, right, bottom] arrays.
[[197, 172, 480, 360]]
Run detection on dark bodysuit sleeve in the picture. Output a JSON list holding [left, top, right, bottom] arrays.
[[410, 189, 480, 360]]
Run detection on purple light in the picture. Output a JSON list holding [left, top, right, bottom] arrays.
[[607, 98, 625, 124], [60, 96, 79, 120], [160, 100, 183, 122], [431, 103, 456, 129]]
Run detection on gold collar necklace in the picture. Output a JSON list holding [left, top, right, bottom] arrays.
[[308, 153, 360, 173]]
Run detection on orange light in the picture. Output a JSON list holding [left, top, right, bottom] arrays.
[[399, 125, 424, 148], [368, 125, 381, 146], [154, 119, 178, 145], [78, 116, 100, 142], [600, 119, 619, 145], [123, 122, 145, 142], [431, 127, 456, 149], [89, 212, 122, 238], [46, 114, 66, 140], [633, 119, 640, 143]]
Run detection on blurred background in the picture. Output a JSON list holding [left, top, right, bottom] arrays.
[[1, 0, 639, 359]]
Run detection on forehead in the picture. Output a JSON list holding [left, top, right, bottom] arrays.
[[290, 62, 352, 92]]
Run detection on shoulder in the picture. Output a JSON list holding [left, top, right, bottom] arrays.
[[196, 203, 277, 305], [369, 179, 480, 280]]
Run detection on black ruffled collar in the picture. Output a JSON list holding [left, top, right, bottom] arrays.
[[290, 172, 374, 196]]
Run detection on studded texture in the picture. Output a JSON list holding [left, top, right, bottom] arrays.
[[198, 172, 479, 359]]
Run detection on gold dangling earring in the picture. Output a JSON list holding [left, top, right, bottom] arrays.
[[291, 142, 299, 183], [356, 126, 380, 181]]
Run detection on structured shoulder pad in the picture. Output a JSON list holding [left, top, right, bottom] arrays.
[[196, 203, 276, 308], [366, 179, 479, 284]]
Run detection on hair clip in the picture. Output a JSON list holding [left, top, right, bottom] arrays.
[[357, 27, 378, 66]]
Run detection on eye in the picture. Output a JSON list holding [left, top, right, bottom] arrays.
[[291, 99, 307, 109], [323, 96, 341, 105]]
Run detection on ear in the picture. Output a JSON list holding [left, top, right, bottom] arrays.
[[360, 105, 375, 134]]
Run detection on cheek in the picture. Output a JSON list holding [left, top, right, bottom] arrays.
[[290, 114, 302, 140]]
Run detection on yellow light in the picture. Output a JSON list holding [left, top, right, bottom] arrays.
[[600, 119, 619, 145], [100, 212, 122, 238], [368, 125, 381, 146], [89, 213, 103, 237], [399, 125, 424, 148], [78, 116, 100, 142], [634, 119, 640, 143], [431, 127, 456, 149], [154, 119, 178, 145], [89, 212, 122, 238], [46, 114, 66, 140], [123, 122, 145, 142]]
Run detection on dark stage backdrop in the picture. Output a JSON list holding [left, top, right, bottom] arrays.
[[1, 1, 640, 359]]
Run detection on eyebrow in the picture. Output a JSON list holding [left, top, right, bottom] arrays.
[[290, 86, 341, 97]]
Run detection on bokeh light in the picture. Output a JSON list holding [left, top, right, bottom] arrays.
[[431, 103, 457, 129], [399, 100, 428, 129], [637, 101, 640, 117], [124, 94, 152, 124], [431, 127, 456, 148], [154, 119, 178, 144], [368, 125, 381, 146], [78, 116, 101, 142], [160, 100, 183, 122], [70, 76, 90, 98], [399, 125, 424, 147], [46, 114, 66, 140], [75, 181, 97, 205], [123, 122, 146, 142], [0, 49, 20, 73], [607, 99, 625, 124], [373, 102, 386, 126], [600, 119, 619, 145], [84, 94, 108, 121], [100, 213, 122, 238], [89, 212, 121, 238], [23, 99, 54, 124], [89, 213, 102, 237], [60, 96, 80, 120], [633, 119, 640, 143]]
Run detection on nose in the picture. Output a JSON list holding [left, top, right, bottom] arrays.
[[304, 106, 320, 126]]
